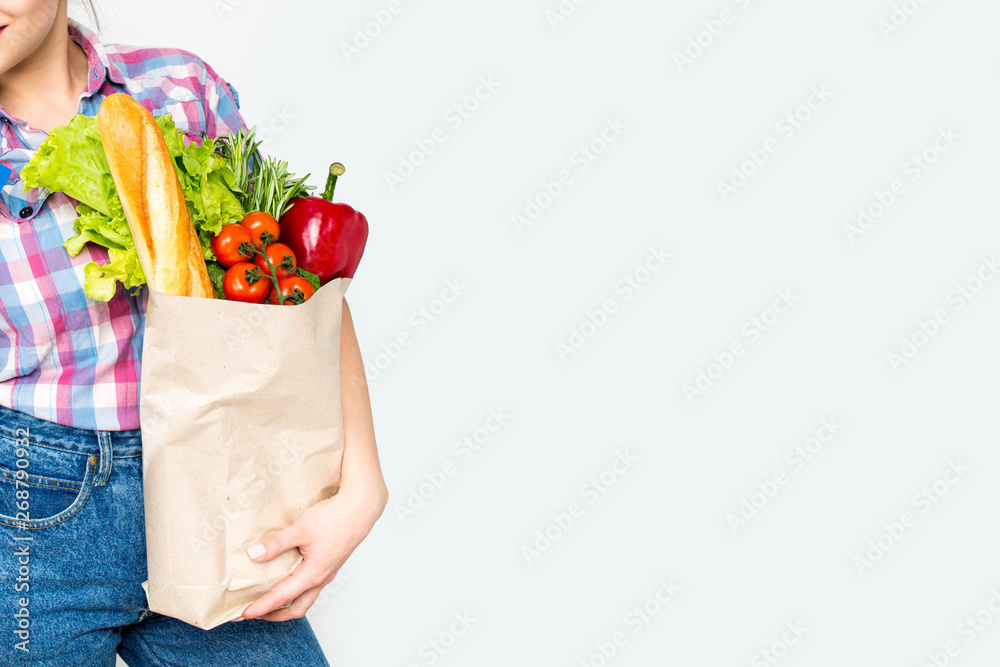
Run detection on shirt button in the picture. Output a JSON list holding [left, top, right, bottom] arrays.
[[19, 206, 32, 218]]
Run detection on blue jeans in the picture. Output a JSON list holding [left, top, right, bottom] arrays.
[[0, 404, 330, 666]]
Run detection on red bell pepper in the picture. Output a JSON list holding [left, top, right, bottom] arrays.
[[279, 163, 368, 284]]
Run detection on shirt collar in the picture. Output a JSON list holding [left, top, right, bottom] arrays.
[[0, 19, 122, 127], [68, 18, 125, 91]]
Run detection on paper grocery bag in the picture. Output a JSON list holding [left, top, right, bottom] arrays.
[[137, 277, 351, 630]]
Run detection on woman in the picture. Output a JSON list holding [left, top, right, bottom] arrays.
[[0, 2, 387, 665]]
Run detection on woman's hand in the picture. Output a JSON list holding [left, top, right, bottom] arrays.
[[238, 481, 387, 621], [239, 296, 387, 621]]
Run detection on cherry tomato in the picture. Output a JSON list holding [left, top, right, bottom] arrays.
[[268, 275, 316, 305], [254, 242, 297, 280], [222, 262, 269, 303], [211, 224, 253, 267], [241, 211, 281, 247]]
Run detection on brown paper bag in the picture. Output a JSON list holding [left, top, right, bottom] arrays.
[[137, 277, 351, 630]]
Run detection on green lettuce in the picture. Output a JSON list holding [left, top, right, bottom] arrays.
[[22, 112, 245, 301]]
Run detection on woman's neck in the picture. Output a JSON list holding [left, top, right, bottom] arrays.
[[0, 15, 90, 133]]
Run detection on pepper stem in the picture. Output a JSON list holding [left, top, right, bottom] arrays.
[[322, 162, 345, 201]]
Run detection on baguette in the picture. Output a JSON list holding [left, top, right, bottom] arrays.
[[98, 93, 214, 298]]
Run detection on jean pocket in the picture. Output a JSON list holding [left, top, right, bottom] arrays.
[[0, 429, 98, 530]]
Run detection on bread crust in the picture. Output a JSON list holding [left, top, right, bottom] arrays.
[[98, 94, 214, 298]]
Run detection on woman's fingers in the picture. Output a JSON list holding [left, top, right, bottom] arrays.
[[240, 555, 326, 619], [259, 584, 325, 622], [246, 519, 312, 562]]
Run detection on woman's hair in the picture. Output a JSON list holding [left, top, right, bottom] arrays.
[[81, 0, 101, 30]]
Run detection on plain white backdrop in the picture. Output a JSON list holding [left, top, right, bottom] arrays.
[[82, 0, 1000, 665]]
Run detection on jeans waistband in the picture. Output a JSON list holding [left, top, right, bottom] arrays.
[[0, 403, 142, 458]]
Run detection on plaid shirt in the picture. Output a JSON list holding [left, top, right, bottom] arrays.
[[0, 19, 247, 430]]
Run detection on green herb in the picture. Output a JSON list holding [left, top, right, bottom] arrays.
[[215, 127, 313, 219]]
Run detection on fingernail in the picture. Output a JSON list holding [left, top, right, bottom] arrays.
[[246, 543, 265, 560], [233, 617, 245, 622]]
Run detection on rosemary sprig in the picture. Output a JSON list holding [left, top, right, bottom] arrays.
[[215, 127, 314, 219], [249, 156, 311, 219]]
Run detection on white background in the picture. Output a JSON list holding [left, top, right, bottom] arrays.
[[81, 0, 1000, 665]]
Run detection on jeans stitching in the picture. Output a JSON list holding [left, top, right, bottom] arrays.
[[94, 432, 113, 487], [0, 466, 87, 490], [0, 456, 97, 529], [0, 436, 95, 455], [0, 436, 141, 457]]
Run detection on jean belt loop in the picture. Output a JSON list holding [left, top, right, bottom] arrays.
[[94, 431, 114, 486]]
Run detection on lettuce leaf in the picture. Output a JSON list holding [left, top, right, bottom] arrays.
[[83, 247, 146, 303], [22, 113, 117, 217], [22, 111, 245, 301]]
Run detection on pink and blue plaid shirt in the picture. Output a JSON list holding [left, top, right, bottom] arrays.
[[0, 19, 247, 430]]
